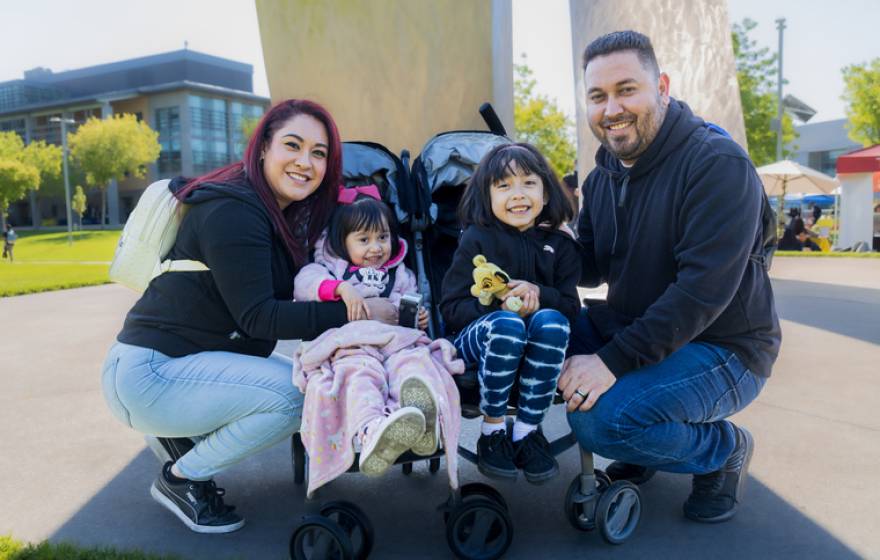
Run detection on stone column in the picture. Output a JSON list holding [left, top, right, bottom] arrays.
[[256, 0, 513, 154], [569, 0, 746, 179]]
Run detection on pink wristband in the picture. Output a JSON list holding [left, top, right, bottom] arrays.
[[318, 280, 344, 302]]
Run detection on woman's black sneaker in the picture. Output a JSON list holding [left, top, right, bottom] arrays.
[[150, 462, 245, 533], [477, 430, 518, 480], [605, 462, 657, 485], [683, 426, 755, 523], [512, 431, 559, 484]]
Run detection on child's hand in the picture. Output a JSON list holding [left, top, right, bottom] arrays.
[[504, 280, 540, 317], [418, 308, 430, 330], [337, 282, 368, 322]]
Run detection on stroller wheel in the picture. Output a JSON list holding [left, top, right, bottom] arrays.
[[290, 515, 354, 560], [460, 482, 508, 509], [402, 462, 413, 475], [429, 457, 441, 474], [564, 470, 611, 532], [445, 497, 513, 560], [596, 481, 641, 545], [319, 501, 375, 560], [443, 483, 508, 524]]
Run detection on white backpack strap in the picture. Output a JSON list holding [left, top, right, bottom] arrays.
[[156, 259, 210, 275]]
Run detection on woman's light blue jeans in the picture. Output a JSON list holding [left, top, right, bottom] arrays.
[[566, 308, 766, 474], [102, 342, 303, 481]]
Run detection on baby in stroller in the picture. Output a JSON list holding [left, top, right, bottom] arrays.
[[292, 185, 462, 495]]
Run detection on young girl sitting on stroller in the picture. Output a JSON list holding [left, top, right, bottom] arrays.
[[440, 143, 581, 484], [293, 185, 461, 493]]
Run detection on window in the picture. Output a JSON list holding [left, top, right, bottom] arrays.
[[155, 106, 181, 175], [809, 148, 849, 177], [0, 118, 26, 139], [189, 95, 230, 174]]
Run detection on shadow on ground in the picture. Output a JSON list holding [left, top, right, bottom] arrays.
[[50, 422, 860, 560], [772, 278, 880, 345]]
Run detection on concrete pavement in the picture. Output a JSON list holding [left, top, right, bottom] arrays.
[[1, 257, 878, 559]]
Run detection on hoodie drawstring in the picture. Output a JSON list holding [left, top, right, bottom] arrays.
[[618, 176, 630, 207]]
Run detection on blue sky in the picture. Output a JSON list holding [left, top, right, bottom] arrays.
[[1, 0, 877, 124]]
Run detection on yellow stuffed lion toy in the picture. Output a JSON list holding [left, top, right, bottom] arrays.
[[470, 254, 523, 312]]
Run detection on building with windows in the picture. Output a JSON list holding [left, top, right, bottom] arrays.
[[0, 49, 268, 227], [790, 118, 861, 177]]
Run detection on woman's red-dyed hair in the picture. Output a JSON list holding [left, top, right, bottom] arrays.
[[175, 99, 342, 268]]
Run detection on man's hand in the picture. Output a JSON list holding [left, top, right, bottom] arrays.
[[337, 282, 368, 322], [363, 297, 398, 325], [504, 280, 540, 317], [558, 354, 617, 412]]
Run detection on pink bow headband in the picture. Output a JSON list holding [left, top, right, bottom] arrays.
[[338, 184, 381, 205]]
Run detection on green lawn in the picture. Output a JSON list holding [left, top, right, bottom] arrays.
[[0, 230, 120, 297], [12, 230, 120, 262], [776, 250, 880, 258], [0, 535, 182, 560]]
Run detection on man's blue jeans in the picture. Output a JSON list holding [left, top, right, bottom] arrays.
[[102, 342, 303, 481], [566, 308, 766, 474]]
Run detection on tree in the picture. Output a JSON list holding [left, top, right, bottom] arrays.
[[513, 56, 577, 178], [0, 160, 40, 226], [241, 116, 260, 145], [842, 58, 880, 147], [68, 113, 160, 226], [731, 19, 796, 166], [0, 131, 61, 228], [71, 185, 87, 229]]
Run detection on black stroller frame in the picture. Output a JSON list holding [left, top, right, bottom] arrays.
[[155, 105, 642, 560]]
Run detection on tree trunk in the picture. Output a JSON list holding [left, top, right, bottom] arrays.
[[29, 190, 41, 229], [101, 188, 107, 230], [0, 209, 6, 233]]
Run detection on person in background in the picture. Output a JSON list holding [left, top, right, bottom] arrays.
[[2, 223, 17, 262]]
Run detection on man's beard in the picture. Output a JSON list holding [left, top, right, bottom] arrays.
[[592, 101, 666, 162]]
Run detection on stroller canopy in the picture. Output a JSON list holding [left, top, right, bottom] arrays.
[[418, 131, 511, 195], [342, 142, 410, 224]]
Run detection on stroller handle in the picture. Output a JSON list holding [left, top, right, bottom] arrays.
[[479, 103, 508, 136]]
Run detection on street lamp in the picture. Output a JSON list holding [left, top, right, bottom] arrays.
[[50, 116, 75, 245], [775, 17, 786, 162]]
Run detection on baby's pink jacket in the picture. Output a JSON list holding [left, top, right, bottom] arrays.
[[293, 232, 417, 306]]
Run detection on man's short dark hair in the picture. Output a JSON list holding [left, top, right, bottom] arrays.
[[582, 30, 660, 76]]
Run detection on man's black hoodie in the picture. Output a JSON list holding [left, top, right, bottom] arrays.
[[579, 99, 781, 378], [118, 177, 347, 358]]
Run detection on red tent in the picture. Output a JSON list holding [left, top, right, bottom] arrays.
[[836, 145, 880, 193]]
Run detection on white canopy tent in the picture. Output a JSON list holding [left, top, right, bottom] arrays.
[[756, 160, 839, 197], [756, 160, 840, 236]]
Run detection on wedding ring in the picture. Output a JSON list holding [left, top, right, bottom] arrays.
[[575, 389, 588, 399]]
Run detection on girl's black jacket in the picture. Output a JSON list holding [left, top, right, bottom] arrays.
[[439, 224, 582, 335], [118, 177, 348, 358]]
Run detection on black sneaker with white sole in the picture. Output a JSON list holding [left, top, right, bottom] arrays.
[[150, 462, 245, 533], [683, 426, 755, 523], [477, 430, 518, 480], [513, 430, 559, 484]]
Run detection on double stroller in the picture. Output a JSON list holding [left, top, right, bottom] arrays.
[[155, 106, 643, 560]]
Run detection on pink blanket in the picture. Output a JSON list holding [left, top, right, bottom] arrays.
[[293, 320, 464, 496]]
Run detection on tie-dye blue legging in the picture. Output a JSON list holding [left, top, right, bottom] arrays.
[[454, 309, 570, 425]]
